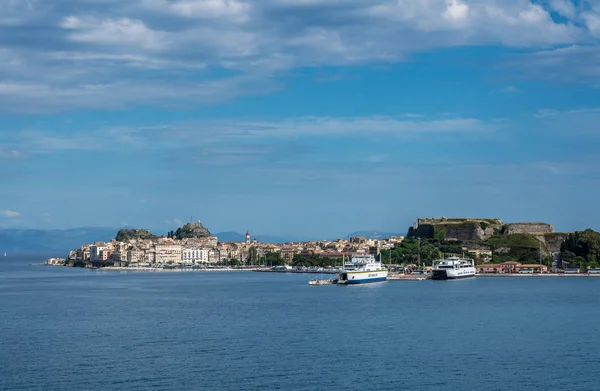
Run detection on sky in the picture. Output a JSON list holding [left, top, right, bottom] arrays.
[[1, 0, 600, 239]]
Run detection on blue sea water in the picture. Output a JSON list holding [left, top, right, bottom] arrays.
[[2, 254, 600, 391]]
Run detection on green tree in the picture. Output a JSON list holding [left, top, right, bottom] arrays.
[[247, 246, 258, 265], [560, 229, 600, 270], [264, 252, 285, 266]]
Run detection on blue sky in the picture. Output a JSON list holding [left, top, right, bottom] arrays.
[[1, 0, 600, 238]]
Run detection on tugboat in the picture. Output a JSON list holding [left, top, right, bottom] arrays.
[[431, 256, 476, 280], [337, 254, 388, 284]]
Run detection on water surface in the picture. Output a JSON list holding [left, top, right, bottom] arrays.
[[1, 254, 599, 390]]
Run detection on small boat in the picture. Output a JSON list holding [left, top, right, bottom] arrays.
[[308, 278, 337, 286], [431, 256, 476, 280]]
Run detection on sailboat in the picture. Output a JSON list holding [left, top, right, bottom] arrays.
[[3, 252, 6, 257]]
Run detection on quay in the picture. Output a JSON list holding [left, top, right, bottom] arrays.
[[387, 272, 428, 281], [253, 269, 337, 274], [101, 266, 257, 272]]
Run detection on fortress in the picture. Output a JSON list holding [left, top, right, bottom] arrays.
[[408, 217, 556, 244]]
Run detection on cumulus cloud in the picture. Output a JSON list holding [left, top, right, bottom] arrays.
[[549, 0, 576, 19], [61, 17, 167, 50], [0, 0, 596, 112]]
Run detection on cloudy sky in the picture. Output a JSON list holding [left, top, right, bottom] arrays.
[[1, 0, 599, 238]]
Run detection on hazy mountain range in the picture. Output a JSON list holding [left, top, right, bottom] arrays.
[[0, 228, 405, 253]]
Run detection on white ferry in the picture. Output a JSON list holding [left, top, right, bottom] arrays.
[[431, 256, 476, 280], [337, 254, 388, 284]]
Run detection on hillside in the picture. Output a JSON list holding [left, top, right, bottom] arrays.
[[405, 217, 559, 264]]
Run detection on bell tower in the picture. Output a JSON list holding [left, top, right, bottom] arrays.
[[245, 231, 251, 244]]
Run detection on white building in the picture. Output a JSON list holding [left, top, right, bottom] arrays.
[[155, 245, 182, 264], [128, 249, 145, 264], [145, 250, 155, 264], [112, 243, 128, 262], [208, 249, 223, 264], [183, 248, 209, 264], [90, 245, 108, 262]]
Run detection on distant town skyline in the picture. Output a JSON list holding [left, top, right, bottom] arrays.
[[1, 1, 599, 237]]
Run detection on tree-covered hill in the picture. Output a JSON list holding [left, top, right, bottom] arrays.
[[561, 229, 600, 270]]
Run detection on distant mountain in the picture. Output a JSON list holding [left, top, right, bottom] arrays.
[[0, 227, 117, 253], [343, 231, 405, 240]]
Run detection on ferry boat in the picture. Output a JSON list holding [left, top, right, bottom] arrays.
[[337, 254, 388, 284], [431, 256, 476, 280]]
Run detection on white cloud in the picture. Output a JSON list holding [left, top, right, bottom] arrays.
[[499, 85, 520, 93], [166, 218, 184, 227], [168, 0, 250, 21], [8, 114, 493, 153], [507, 45, 600, 84], [0, 149, 21, 159], [532, 107, 600, 138], [2, 209, 20, 218], [549, 0, 576, 19], [0, 0, 595, 112], [104, 115, 495, 149], [534, 107, 600, 118], [61, 17, 167, 50], [366, 154, 390, 163], [583, 11, 600, 36]]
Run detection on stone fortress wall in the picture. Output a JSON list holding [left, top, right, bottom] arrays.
[[503, 223, 554, 235]]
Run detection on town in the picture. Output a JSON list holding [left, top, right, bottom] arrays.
[[47, 221, 403, 269], [47, 217, 600, 275]]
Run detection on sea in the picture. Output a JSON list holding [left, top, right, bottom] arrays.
[[1, 254, 600, 391]]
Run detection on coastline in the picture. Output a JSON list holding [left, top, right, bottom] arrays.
[[101, 266, 258, 272], [36, 264, 600, 277]]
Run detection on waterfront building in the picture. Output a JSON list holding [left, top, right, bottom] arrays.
[[280, 246, 297, 263], [82, 248, 91, 261], [90, 245, 109, 262], [467, 249, 493, 262], [183, 248, 209, 264], [477, 262, 549, 274], [128, 249, 145, 264], [155, 245, 182, 264], [112, 243, 128, 262], [208, 249, 222, 264], [145, 250, 155, 264], [205, 236, 218, 247]]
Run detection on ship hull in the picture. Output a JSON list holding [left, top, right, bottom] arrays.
[[337, 270, 388, 284], [432, 269, 475, 280]]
